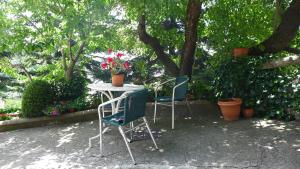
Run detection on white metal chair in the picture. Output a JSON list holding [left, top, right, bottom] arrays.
[[153, 76, 192, 129], [88, 89, 158, 165]]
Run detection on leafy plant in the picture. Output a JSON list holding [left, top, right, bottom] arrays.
[[0, 107, 21, 114], [21, 80, 54, 118], [51, 74, 86, 101]]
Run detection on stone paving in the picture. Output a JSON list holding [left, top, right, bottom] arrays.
[[0, 103, 299, 169]]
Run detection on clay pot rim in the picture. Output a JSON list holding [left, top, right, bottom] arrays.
[[218, 98, 242, 106]]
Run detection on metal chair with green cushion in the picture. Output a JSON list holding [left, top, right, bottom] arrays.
[[154, 76, 192, 129], [89, 89, 158, 165]]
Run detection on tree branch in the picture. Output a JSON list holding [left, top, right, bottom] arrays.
[[248, 0, 300, 55], [65, 41, 85, 81], [13, 64, 32, 81], [68, 37, 73, 61], [61, 49, 67, 71], [137, 15, 180, 76], [284, 47, 300, 54], [262, 55, 300, 69], [73, 41, 85, 64]]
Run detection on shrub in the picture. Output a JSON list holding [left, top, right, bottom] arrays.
[[21, 80, 54, 118], [52, 74, 86, 101], [210, 56, 299, 121]]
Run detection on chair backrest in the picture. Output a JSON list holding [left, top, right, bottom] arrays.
[[123, 89, 148, 124], [174, 76, 189, 100]]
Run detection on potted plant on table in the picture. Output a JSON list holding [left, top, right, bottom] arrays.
[[101, 49, 131, 87]]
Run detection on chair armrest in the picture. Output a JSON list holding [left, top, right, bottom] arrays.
[[97, 95, 128, 117], [154, 78, 176, 92]]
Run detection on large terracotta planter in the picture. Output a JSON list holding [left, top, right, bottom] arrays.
[[218, 98, 242, 121], [233, 48, 249, 57], [112, 74, 125, 87], [243, 108, 254, 118]]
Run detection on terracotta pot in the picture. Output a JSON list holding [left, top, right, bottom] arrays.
[[218, 98, 242, 121], [112, 74, 125, 87], [243, 108, 254, 118], [233, 48, 249, 57], [0, 113, 19, 117]]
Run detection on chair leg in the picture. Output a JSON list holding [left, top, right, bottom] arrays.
[[172, 101, 175, 130], [153, 101, 157, 123], [130, 122, 134, 141], [143, 117, 159, 150], [99, 120, 103, 157], [118, 126, 136, 165]]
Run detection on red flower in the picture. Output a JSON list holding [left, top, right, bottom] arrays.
[[107, 48, 113, 54], [101, 62, 107, 69], [123, 61, 130, 69], [112, 61, 116, 67], [116, 52, 124, 58], [107, 57, 113, 63]]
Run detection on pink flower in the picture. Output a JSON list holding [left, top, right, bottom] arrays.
[[107, 48, 113, 54], [101, 62, 107, 69], [124, 61, 130, 69], [51, 110, 59, 116], [112, 61, 116, 67], [107, 57, 113, 63], [116, 52, 124, 58]]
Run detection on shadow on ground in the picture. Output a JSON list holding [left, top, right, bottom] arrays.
[[0, 103, 299, 169]]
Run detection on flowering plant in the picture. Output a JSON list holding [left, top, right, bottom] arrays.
[[100, 49, 130, 75]]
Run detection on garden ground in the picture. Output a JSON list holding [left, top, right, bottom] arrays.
[[0, 103, 299, 169]]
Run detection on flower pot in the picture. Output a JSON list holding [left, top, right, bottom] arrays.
[[233, 48, 249, 57], [243, 108, 254, 118], [112, 74, 125, 87], [218, 98, 242, 121]]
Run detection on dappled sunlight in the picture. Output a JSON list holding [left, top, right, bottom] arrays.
[[61, 123, 80, 132], [0, 136, 16, 148], [56, 133, 75, 147], [1, 108, 299, 168], [20, 145, 41, 157]]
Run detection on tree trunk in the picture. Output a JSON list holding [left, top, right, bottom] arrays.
[[138, 15, 180, 76], [180, 0, 202, 77], [64, 41, 85, 81], [137, 0, 202, 77], [248, 0, 300, 56]]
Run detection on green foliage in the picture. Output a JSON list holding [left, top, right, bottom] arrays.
[[21, 80, 54, 118], [68, 96, 89, 111], [0, 107, 21, 114], [189, 77, 212, 100], [0, 116, 12, 121], [51, 74, 86, 101], [210, 55, 299, 121]]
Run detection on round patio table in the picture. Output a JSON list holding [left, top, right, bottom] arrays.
[[88, 83, 145, 113]]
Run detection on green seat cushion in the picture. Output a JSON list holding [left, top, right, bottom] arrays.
[[102, 112, 125, 126]]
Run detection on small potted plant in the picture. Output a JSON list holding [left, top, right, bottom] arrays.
[[101, 49, 131, 87], [215, 58, 245, 121], [218, 98, 242, 121], [243, 98, 255, 118], [43, 104, 61, 117]]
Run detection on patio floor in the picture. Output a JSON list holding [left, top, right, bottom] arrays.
[[0, 102, 299, 169]]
